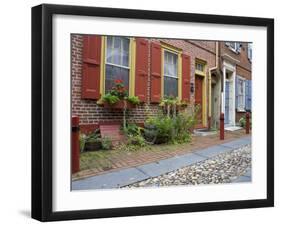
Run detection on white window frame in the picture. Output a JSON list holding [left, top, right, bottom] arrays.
[[106, 36, 130, 69], [237, 76, 246, 112], [248, 43, 252, 62], [163, 49, 179, 97], [226, 42, 240, 54], [104, 36, 131, 92]]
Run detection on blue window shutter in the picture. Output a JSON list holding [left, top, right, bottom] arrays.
[[235, 76, 238, 109], [245, 80, 250, 111], [248, 80, 252, 111]]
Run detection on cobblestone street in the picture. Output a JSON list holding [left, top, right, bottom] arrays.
[[124, 145, 251, 188]]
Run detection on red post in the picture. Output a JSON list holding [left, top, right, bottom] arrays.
[[72, 116, 80, 173], [220, 112, 224, 140], [246, 112, 250, 134]]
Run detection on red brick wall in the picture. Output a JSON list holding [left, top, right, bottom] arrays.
[[71, 35, 160, 133], [72, 35, 217, 133], [220, 42, 252, 79]]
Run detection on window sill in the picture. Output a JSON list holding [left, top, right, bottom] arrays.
[[237, 109, 246, 113]]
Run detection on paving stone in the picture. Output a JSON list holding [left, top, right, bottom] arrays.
[[72, 167, 148, 190], [195, 145, 233, 158], [136, 153, 206, 177]]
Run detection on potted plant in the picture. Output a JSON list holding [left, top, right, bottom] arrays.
[[82, 130, 102, 152]]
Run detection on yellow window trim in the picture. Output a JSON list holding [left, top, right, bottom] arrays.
[[100, 36, 136, 96], [195, 59, 208, 127], [161, 44, 182, 100]]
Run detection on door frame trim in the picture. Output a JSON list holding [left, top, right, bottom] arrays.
[[195, 73, 207, 127]]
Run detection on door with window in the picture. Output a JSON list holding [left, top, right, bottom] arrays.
[[195, 75, 203, 127]]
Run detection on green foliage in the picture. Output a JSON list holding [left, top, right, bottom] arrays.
[[79, 130, 101, 152], [171, 112, 194, 144], [239, 114, 252, 128], [114, 143, 140, 152], [100, 136, 112, 150], [102, 93, 120, 105], [145, 114, 174, 144], [79, 134, 87, 152], [144, 106, 199, 144], [122, 123, 147, 148], [127, 96, 140, 105], [239, 116, 246, 128]]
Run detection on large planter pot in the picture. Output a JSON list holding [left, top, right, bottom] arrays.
[[104, 100, 134, 109], [84, 141, 102, 152]]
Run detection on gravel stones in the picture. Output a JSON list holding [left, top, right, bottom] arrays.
[[124, 145, 251, 188]]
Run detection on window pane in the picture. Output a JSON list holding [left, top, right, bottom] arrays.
[[106, 37, 130, 67], [164, 76, 178, 97], [105, 65, 129, 93], [164, 51, 178, 77]]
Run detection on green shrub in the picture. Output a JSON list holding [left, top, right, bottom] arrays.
[[239, 116, 246, 128], [144, 106, 199, 144], [102, 93, 120, 105], [79, 134, 87, 152], [239, 114, 252, 128], [100, 137, 112, 150], [145, 114, 174, 144], [79, 130, 101, 152], [172, 112, 195, 144], [127, 96, 140, 105], [122, 123, 147, 148]]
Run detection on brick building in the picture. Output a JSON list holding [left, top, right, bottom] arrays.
[[71, 34, 252, 133]]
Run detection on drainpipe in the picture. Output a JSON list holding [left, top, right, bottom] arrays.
[[208, 41, 219, 129]]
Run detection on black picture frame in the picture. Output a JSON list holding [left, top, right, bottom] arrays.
[[32, 3, 274, 222]]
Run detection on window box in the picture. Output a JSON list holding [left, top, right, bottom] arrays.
[[103, 100, 135, 109]]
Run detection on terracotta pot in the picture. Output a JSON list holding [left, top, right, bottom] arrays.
[[104, 100, 134, 109]]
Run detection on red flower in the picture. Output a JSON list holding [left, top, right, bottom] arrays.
[[114, 79, 123, 84]]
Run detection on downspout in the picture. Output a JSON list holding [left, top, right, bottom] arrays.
[[208, 41, 219, 129]]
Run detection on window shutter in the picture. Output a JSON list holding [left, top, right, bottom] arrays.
[[249, 80, 252, 111], [81, 35, 101, 99], [245, 80, 252, 111], [135, 38, 149, 102], [150, 42, 162, 103], [181, 53, 191, 102], [235, 76, 238, 109], [245, 80, 249, 110]]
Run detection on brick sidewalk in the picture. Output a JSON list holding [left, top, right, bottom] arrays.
[[72, 129, 250, 181]]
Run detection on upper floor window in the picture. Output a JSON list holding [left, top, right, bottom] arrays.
[[105, 36, 130, 93], [163, 50, 178, 97], [226, 42, 241, 53], [248, 43, 252, 61], [195, 62, 204, 72]]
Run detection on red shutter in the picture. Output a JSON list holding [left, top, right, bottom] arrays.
[[182, 53, 191, 102], [135, 38, 149, 102], [150, 42, 162, 103], [81, 35, 101, 99]]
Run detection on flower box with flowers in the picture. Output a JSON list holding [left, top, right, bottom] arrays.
[[99, 79, 140, 109]]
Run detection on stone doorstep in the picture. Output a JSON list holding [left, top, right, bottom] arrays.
[[72, 137, 251, 190]]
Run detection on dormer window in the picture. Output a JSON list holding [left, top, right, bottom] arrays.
[[225, 42, 241, 53], [248, 43, 252, 62]]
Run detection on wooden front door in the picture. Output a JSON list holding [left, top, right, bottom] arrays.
[[195, 75, 203, 127]]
